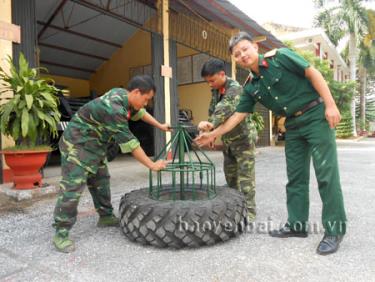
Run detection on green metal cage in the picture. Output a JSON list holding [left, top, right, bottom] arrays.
[[149, 125, 216, 201]]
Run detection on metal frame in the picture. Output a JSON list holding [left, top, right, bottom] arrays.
[[149, 125, 216, 201], [39, 43, 110, 61], [40, 60, 96, 73], [38, 0, 160, 40], [37, 0, 162, 75], [69, 0, 155, 31], [37, 21, 122, 48], [38, 0, 68, 40]]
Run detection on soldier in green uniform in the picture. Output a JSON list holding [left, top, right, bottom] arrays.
[[53, 75, 169, 253], [195, 32, 347, 255], [198, 58, 257, 221]]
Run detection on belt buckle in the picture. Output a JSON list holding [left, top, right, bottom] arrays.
[[294, 110, 303, 117]]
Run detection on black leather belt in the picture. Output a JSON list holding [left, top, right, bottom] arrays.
[[293, 97, 323, 117]]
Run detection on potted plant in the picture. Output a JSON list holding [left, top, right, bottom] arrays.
[[0, 53, 61, 189]]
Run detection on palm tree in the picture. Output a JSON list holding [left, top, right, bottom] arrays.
[[358, 9, 375, 132], [314, 0, 368, 136]]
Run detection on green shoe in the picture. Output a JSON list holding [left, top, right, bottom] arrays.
[[97, 214, 120, 227], [52, 234, 75, 253]]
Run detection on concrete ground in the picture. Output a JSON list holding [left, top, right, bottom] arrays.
[[1, 138, 374, 282]]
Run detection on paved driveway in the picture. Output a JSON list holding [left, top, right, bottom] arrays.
[[1, 138, 374, 281]]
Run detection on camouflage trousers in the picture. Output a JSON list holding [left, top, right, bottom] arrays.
[[53, 150, 113, 235], [223, 143, 256, 220]]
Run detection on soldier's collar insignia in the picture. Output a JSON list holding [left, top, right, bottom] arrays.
[[257, 54, 268, 68], [261, 59, 269, 68]]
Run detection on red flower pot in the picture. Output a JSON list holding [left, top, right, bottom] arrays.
[[1, 150, 50, 190]]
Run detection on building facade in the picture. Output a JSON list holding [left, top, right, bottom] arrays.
[[0, 0, 284, 183]]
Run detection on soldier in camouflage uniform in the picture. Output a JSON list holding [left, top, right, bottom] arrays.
[[53, 75, 169, 253], [198, 59, 257, 221]]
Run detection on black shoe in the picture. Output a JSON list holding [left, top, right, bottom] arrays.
[[269, 225, 308, 238], [316, 235, 343, 255]]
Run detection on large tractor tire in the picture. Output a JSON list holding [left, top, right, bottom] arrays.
[[119, 186, 247, 249]]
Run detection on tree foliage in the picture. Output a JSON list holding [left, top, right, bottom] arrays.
[[286, 44, 357, 137], [314, 0, 368, 46], [314, 0, 369, 135]]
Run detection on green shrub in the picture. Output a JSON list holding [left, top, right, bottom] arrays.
[[0, 53, 61, 147]]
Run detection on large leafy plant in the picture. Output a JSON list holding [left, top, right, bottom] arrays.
[[0, 53, 61, 147]]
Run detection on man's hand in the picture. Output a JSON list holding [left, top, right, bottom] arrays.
[[197, 140, 216, 150], [195, 113, 248, 147], [151, 160, 168, 171], [132, 147, 168, 170], [159, 123, 171, 132], [142, 112, 171, 132], [305, 66, 341, 129], [194, 132, 216, 147], [325, 105, 341, 128], [198, 121, 214, 132]]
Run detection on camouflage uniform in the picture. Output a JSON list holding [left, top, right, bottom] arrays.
[[53, 88, 145, 235], [208, 77, 257, 220]]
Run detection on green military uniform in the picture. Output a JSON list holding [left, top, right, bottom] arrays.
[[53, 88, 145, 236], [208, 77, 257, 220], [236, 48, 347, 235]]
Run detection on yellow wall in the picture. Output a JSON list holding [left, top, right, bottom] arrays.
[[0, 0, 15, 153], [90, 30, 151, 94], [41, 74, 90, 97], [177, 44, 199, 57], [178, 82, 211, 125], [176, 44, 211, 125]]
